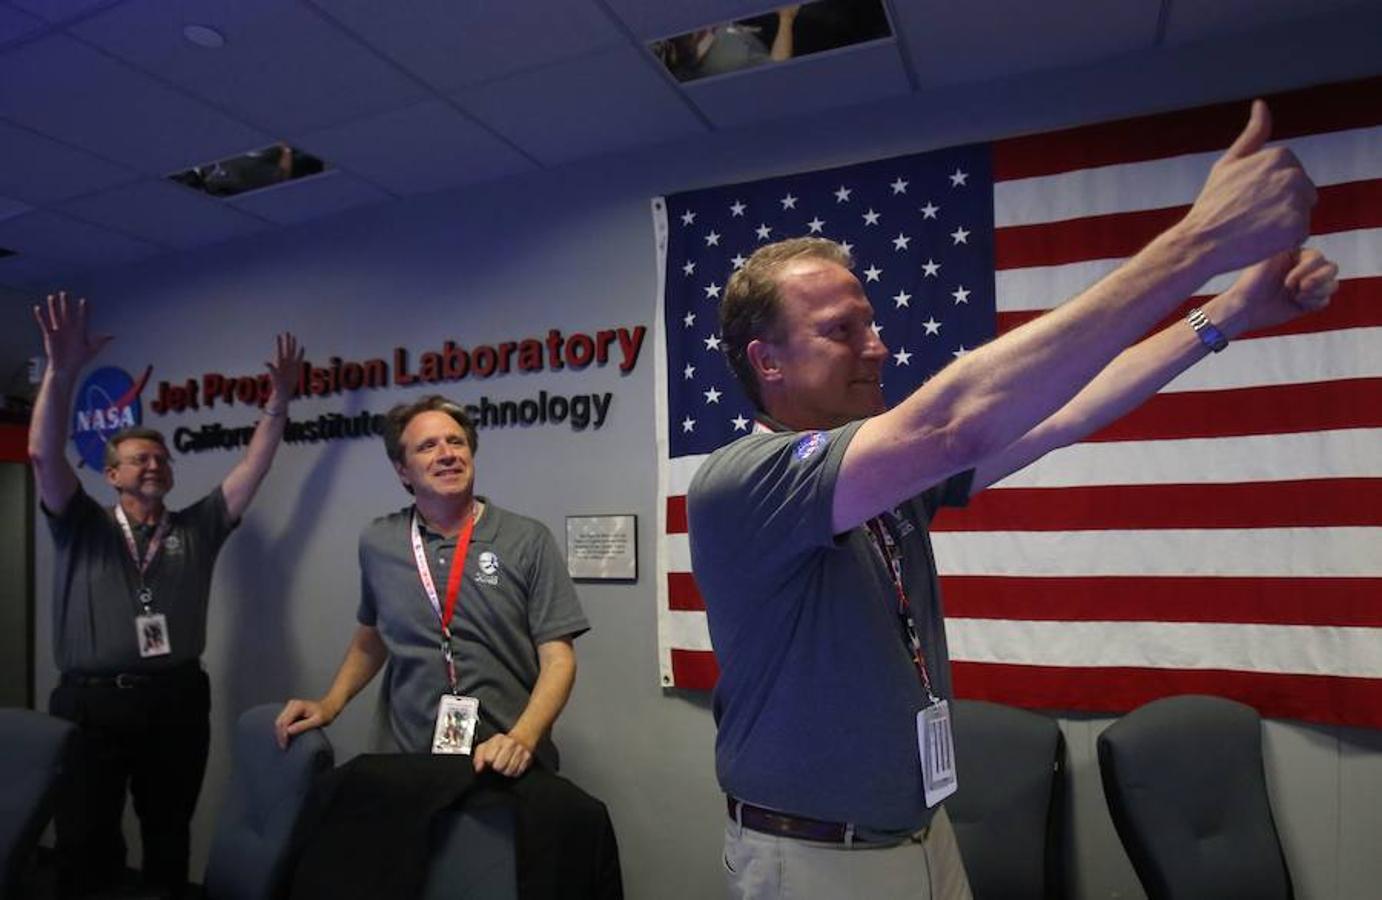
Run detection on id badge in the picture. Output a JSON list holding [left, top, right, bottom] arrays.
[[917, 699, 958, 807], [135, 612, 172, 658], [432, 694, 480, 755]]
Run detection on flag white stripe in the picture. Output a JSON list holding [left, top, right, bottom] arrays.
[[946, 619, 1382, 678], [668, 524, 1382, 578], [994, 126, 1382, 227], [931, 527, 1382, 578], [1161, 327, 1382, 393], [995, 228, 1379, 314], [994, 428, 1381, 488], [672, 428, 1382, 503], [660, 609, 714, 652]]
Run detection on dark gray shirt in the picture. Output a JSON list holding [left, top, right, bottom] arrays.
[[688, 421, 971, 831], [357, 499, 589, 767], [45, 486, 237, 674]]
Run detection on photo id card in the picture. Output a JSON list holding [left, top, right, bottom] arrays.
[[432, 694, 480, 755], [917, 700, 958, 808], [135, 612, 171, 658]]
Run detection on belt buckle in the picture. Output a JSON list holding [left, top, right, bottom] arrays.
[[115, 673, 138, 689]]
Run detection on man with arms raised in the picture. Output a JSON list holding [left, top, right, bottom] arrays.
[[275, 395, 587, 780], [30, 293, 302, 898], [690, 102, 1339, 898]]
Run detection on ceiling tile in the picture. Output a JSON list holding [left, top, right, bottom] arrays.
[[308, 0, 625, 91], [291, 101, 536, 196], [0, 194, 30, 222], [72, 0, 430, 134], [895, 0, 1161, 87], [8, 0, 113, 25], [0, 210, 163, 265], [0, 34, 270, 175], [685, 39, 911, 129], [1163, 0, 1375, 45], [224, 169, 390, 225], [60, 180, 269, 250], [456, 46, 705, 167], [0, 3, 46, 44], [600, 0, 785, 40], [0, 118, 139, 204], [0, 252, 82, 292]]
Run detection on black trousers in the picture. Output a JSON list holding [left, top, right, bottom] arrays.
[[49, 665, 211, 899]]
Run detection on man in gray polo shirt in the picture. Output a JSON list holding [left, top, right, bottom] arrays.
[[276, 395, 588, 778], [29, 293, 302, 898], [689, 102, 1339, 898]]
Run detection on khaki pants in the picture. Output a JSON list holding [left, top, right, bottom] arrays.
[[724, 805, 973, 900]]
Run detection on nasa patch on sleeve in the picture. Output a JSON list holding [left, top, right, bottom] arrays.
[[792, 431, 829, 461]]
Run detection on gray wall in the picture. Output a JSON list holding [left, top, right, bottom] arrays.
[[19, 13, 1382, 899]]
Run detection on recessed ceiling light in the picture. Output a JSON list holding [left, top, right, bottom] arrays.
[[182, 24, 226, 49]]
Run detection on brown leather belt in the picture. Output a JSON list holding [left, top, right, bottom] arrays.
[[727, 796, 861, 844]]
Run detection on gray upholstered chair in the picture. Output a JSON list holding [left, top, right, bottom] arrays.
[[1098, 694, 1292, 900], [203, 703, 334, 900], [945, 699, 1064, 900], [0, 708, 77, 897]]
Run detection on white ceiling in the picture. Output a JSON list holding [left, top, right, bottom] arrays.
[[0, 0, 1374, 291]]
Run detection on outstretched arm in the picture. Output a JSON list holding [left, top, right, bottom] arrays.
[[274, 624, 388, 748], [221, 333, 303, 521], [832, 99, 1317, 532], [971, 248, 1339, 492], [28, 293, 112, 514], [473, 637, 577, 778]]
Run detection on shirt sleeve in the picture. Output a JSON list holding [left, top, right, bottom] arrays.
[[687, 420, 863, 589], [184, 486, 238, 550], [917, 469, 975, 522], [524, 523, 590, 645], [42, 485, 103, 545]]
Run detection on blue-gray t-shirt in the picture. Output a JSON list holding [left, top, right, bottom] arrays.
[[688, 421, 970, 831], [357, 499, 589, 767], [45, 486, 237, 674]]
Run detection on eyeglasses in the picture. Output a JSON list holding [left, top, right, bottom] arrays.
[[118, 453, 173, 469]]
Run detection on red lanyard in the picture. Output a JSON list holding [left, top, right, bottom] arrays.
[[864, 515, 939, 703], [114, 504, 170, 612], [410, 509, 477, 694]]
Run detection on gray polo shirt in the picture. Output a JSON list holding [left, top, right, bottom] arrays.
[[45, 486, 237, 674], [357, 498, 589, 767], [688, 421, 971, 832]]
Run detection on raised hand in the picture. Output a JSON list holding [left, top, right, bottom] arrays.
[[264, 332, 304, 412], [32, 292, 112, 376], [1212, 247, 1339, 337], [1180, 100, 1317, 275]]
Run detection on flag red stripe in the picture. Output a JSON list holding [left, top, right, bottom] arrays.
[[991, 76, 1382, 182], [994, 179, 1380, 270], [933, 477, 1382, 532], [952, 662, 1382, 728], [1081, 377, 1382, 442], [998, 278, 1381, 340], [670, 648, 719, 691], [941, 575, 1382, 626], [668, 571, 705, 611], [667, 495, 687, 534]]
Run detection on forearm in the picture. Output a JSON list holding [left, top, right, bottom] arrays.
[[508, 641, 576, 750], [28, 367, 80, 510], [321, 626, 388, 719], [221, 390, 290, 518]]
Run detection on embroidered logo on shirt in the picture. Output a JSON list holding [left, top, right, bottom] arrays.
[[891, 507, 916, 537], [792, 431, 829, 461], [475, 550, 500, 586], [162, 533, 183, 554]]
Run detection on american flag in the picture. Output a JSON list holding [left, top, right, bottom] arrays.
[[653, 76, 1382, 729]]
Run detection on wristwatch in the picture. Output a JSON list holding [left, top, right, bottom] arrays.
[[1187, 307, 1228, 353]]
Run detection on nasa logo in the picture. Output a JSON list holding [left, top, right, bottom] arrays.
[[792, 431, 829, 462], [72, 366, 151, 470]]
